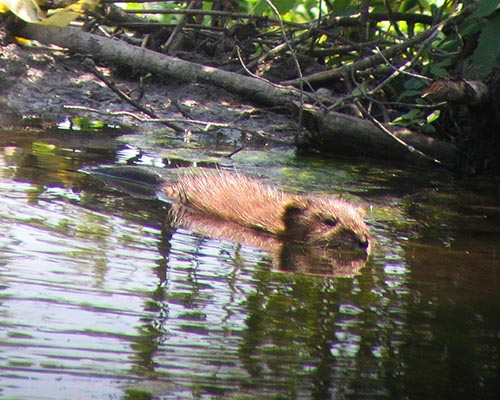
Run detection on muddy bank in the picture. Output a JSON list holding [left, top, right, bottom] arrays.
[[0, 41, 298, 151]]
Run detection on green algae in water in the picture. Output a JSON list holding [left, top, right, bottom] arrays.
[[124, 388, 153, 400]]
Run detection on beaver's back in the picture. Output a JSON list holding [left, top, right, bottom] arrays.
[[165, 171, 290, 234]]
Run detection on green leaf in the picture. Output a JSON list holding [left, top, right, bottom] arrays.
[[404, 78, 426, 91], [252, 0, 298, 15], [430, 61, 452, 78], [398, 89, 423, 100], [458, 18, 483, 36], [469, 0, 500, 19], [468, 14, 500, 79], [426, 109, 441, 124], [391, 109, 422, 126], [330, 0, 356, 16], [272, 0, 297, 15], [421, 123, 436, 134], [252, 0, 267, 15]]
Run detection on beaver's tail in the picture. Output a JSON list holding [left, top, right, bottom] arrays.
[[82, 166, 164, 199]]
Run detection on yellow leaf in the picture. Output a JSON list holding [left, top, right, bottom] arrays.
[[0, 0, 99, 27], [37, 9, 81, 27], [0, 0, 45, 22], [37, 0, 99, 27]]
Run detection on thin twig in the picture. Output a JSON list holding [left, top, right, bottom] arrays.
[[283, 3, 478, 86], [235, 46, 269, 82], [63, 105, 244, 131], [265, 0, 307, 136], [82, 58, 184, 132], [355, 100, 442, 166], [328, 42, 433, 112], [163, 0, 197, 52]]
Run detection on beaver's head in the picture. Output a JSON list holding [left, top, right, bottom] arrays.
[[281, 196, 370, 252]]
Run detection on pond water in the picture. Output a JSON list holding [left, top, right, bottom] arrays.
[[0, 130, 499, 400]]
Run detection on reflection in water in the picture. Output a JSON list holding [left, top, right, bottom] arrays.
[[86, 165, 370, 277], [169, 203, 369, 277], [0, 132, 499, 399]]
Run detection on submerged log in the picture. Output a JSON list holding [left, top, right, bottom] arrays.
[[302, 108, 459, 168]]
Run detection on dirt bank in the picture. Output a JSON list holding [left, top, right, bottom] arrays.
[[0, 40, 298, 151]]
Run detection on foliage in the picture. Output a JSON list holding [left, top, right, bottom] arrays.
[[123, 388, 153, 400], [248, 0, 329, 21], [0, 0, 99, 26], [466, 13, 500, 79], [0, 0, 44, 22]]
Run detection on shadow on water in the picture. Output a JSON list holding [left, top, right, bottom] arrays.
[[0, 130, 499, 399]]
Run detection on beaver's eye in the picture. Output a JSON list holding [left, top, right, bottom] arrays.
[[323, 217, 338, 227]]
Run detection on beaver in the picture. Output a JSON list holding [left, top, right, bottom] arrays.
[[163, 170, 370, 252]]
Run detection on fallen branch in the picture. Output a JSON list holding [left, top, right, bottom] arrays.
[[305, 107, 458, 168], [16, 23, 459, 169], [18, 24, 302, 107]]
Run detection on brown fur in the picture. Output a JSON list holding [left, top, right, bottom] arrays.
[[163, 170, 370, 251]]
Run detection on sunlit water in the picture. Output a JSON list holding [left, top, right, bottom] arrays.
[[0, 131, 499, 399]]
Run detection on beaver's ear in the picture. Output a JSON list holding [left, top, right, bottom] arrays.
[[283, 200, 307, 213], [282, 200, 308, 228]]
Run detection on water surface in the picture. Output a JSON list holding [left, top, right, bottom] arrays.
[[0, 130, 499, 399]]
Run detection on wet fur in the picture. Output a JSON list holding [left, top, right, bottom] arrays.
[[164, 171, 370, 251]]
